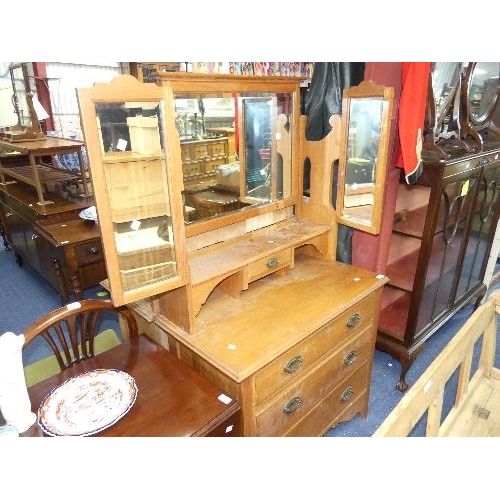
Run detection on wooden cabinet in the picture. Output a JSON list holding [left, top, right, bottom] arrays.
[[78, 74, 391, 436], [0, 183, 106, 304], [378, 145, 500, 390]]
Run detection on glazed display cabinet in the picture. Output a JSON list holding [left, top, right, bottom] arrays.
[[378, 144, 500, 390]]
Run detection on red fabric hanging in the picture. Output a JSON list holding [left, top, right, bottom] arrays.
[[396, 62, 431, 184]]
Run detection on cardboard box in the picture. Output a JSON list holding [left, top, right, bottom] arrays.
[[127, 116, 161, 155]]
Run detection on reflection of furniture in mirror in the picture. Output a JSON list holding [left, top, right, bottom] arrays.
[[77, 75, 189, 306], [0, 63, 47, 143], [336, 80, 394, 234], [423, 62, 469, 158], [461, 62, 500, 150], [157, 73, 294, 230], [79, 73, 389, 436]]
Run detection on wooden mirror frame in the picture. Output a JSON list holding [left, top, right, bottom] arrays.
[[0, 62, 45, 142], [155, 73, 302, 238], [336, 80, 394, 235], [461, 62, 500, 150]]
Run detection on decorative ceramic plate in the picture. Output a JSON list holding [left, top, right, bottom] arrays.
[[38, 369, 137, 436], [79, 205, 98, 222]]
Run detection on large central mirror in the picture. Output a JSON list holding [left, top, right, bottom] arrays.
[[175, 92, 292, 225], [156, 74, 299, 235]]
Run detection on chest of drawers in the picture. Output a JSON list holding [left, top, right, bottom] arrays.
[[159, 255, 387, 436]]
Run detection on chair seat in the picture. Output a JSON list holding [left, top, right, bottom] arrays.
[[23, 329, 120, 388]]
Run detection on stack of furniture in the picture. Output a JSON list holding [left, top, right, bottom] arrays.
[[0, 137, 105, 304]]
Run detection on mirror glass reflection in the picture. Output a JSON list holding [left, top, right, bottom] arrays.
[[468, 62, 500, 125], [341, 96, 383, 226], [94, 101, 178, 292], [431, 62, 461, 126], [175, 92, 292, 224]]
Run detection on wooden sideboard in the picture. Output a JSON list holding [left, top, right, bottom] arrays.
[[0, 140, 106, 304]]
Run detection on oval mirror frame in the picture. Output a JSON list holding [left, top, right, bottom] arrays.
[[336, 80, 394, 235], [461, 62, 500, 149]]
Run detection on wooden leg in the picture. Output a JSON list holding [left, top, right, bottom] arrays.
[[0, 220, 10, 251], [69, 272, 84, 302], [51, 257, 68, 305]]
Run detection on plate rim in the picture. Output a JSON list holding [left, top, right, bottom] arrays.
[[37, 368, 138, 437]]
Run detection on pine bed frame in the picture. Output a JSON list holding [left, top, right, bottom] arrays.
[[374, 291, 500, 437]]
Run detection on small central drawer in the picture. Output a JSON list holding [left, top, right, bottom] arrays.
[[252, 293, 377, 406], [75, 240, 103, 265], [248, 248, 292, 282]]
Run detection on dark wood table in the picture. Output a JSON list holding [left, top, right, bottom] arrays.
[[23, 335, 241, 437]]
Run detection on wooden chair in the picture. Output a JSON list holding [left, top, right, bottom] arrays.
[[22, 299, 138, 383]]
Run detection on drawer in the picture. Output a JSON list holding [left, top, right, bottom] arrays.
[[248, 248, 293, 282], [254, 352, 370, 436], [202, 159, 223, 174], [252, 292, 377, 406], [75, 240, 103, 265], [210, 141, 227, 156], [283, 363, 370, 437], [183, 161, 202, 177], [204, 408, 242, 437], [193, 144, 209, 158]]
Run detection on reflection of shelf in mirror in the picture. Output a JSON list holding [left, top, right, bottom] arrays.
[[341, 206, 373, 224], [102, 151, 162, 162], [121, 261, 177, 290], [114, 226, 173, 255]]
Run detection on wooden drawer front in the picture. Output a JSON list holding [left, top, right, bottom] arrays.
[[248, 248, 293, 282], [202, 159, 224, 174], [180, 144, 193, 161], [210, 141, 227, 156], [183, 161, 202, 177], [204, 409, 242, 437], [193, 144, 209, 159], [253, 293, 377, 405], [254, 348, 370, 436], [75, 240, 103, 265], [283, 363, 370, 437]]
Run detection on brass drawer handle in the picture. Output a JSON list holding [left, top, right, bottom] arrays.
[[343, 350, 358, 366], [340, 387, 354, 403], [283, 396, 302, 414], [89, 247, 99, 255], [283, 355, 303, 373], [346, 313, 361, 328], [266, 256, 279, 269]]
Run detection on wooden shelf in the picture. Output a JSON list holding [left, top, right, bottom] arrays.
[[378, 288, 410, 340], [386, 249, 419, 291], [0, 163, 79, 185]]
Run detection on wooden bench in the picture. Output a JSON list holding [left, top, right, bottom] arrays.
[[374, 291, 500, 437]]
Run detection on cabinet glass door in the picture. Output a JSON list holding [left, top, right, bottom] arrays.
[[416, 178, 476, 332], [456, 161, 500, 300], [77, 76, 188, 306]]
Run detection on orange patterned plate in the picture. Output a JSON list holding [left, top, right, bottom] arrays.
[[38, 369, 137, 436]]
